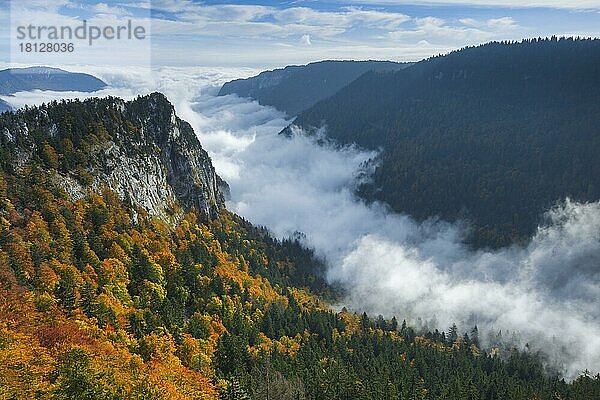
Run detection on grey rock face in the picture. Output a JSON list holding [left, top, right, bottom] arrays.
[[112, 92, 227, 220]]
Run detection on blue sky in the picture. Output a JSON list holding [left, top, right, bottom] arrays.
[[1, 0, 599, 68]]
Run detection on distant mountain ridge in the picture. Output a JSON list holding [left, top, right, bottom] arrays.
[[0, 66, 106, 95], [0, 99, 11, 113], [218, 60, 410, 116], [283, 38, 600, 248]]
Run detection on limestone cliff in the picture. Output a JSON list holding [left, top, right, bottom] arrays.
[[0, 92, 226, 221]]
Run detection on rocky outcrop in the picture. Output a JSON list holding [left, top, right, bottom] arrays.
[[0, 92, 227, 221]]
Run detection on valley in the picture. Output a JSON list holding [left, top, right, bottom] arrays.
[[0, 40, 598, 399]]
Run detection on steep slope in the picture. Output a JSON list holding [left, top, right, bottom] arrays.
[[0, 66, 106, 95], [0, 92, 226, 220], [218, 60, 409, 116], [284, 38, 600, 247]]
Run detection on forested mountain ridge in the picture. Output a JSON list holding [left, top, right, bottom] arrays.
[[283, 37, 600, 248], [0, 66, 107, 95], [0, 93, 598, 399], [0, 93, 226, 220], [218, 60, 410, 116]]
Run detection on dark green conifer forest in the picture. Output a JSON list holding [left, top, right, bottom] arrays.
[[286, 38, 600, 248]]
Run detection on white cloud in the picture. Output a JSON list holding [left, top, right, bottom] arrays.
[[461, 16, 518, 29], [89, 2, 132, 16], [181, 4, 272, 23], [343, 0, 600, 10], [389, 17, 493, 43], [333, 200, 600, 378], [388, 15, 520, 44], [300, 34, 312, 45], [459, 17, 479, 26], [487, 16, 518, 29], [273, 6, 410, 32], [9, 0, 73, 13], [139, 4, 412, 40]]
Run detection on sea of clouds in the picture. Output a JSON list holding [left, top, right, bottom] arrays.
[[1, 66, 598, 379]]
